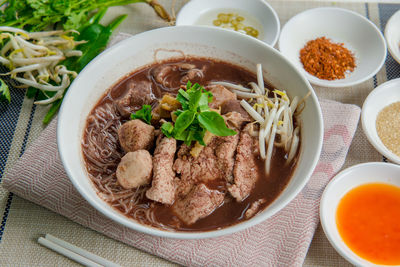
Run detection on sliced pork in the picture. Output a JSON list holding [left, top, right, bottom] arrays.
[[245, 198, 266, 219], [207, 84, 237, 109], [228, 124, 260, 201], [223, 111, 251, 131], [115, 80, 154, 117], [146, 137, 177, 205], [174, 144, 221, 197], [214, 135, 240, 183], [172, 183, 224, 225], [221, 99, 252, 121]]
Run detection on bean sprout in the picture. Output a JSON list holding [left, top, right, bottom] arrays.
[[221, 64, 310, 174], [209, 81, 251, 92], [0, 26, 83, 105]]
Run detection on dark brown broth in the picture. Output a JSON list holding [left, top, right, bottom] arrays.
[[153, 148, 296, 231], [83, 57, 298, 231]]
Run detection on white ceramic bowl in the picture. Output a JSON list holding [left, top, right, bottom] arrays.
[[176, 0, 280, 46], [320, 162, 400, 266], [279, 7, 387, 88], [385, 9, 400, 65], [58, 26, 323, 239], [362, 78, 400, 164]]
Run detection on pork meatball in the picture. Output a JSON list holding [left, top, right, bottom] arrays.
[[118, 119, 155, 152], [116, 150, 152, 189]]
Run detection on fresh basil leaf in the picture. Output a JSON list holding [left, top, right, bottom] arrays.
[[0, 78, 11, 103], [131, 105, 152, 124], [174, 109, 183, 117], [204, 90, 213, 103], [174, 129, 189, 144], [199, 104, 209, 112], [198, 92, 210, 112], [186, 80, 192, 90], [193, 127, 206, 146], [176, 89, 189, 110], [173, 110, 195, 135], [161, 122, 174, 137], [163, 81, 237, 146], [188, 88, 202, 111], [187, 82, 200, 93], [185, 128, 196, 145], [198, 111, 237, 136], [198, 93, 209, 106], [178, 89, 189, 100]]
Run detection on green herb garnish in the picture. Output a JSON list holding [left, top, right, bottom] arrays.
[[0, 78, 10, 103], [131, 104, 152, 124], [42, 9, 126, 124], [0, 0, 170, 32], [161, 82, 236, 146], [0, 0, 172, 124]]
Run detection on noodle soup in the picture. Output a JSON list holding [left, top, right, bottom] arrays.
[[82, 57, 301, 231]]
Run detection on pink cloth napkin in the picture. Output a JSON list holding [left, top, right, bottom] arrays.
[[2, 98, 360, 267]]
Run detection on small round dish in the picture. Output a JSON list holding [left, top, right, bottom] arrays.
[[175, 0, 280, 46], [385, 9, 400, 65], [362, 78, 400, 164], [320, 162, 400, 266], [279, 7, 387, 88]]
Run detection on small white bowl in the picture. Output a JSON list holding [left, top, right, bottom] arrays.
[[385, 10, 400, 65], [362, 78, 400, 164], [320, 162, 400, 266], [176, 0, 280, 46], [279, 7, 387, 88]]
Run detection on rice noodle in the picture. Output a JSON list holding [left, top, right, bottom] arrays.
[[81, 100, 168, 228]]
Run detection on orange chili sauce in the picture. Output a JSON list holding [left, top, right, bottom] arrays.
[[336, 183, 400, 265]]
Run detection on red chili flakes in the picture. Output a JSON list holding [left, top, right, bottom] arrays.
[[299, 37, 356, 80]]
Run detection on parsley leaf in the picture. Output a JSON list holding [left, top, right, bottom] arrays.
[[131, 105, 152, 124]]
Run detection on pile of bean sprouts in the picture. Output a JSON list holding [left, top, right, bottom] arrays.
[[210, 64, 310, 174], [0, 26, 85, 104]]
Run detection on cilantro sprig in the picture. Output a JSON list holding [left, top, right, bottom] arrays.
[[161, 82, 236, 146], [0, 0, 168, 32], [0, 0, 172, 124]]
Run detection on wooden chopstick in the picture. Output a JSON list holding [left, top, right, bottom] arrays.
[[38, 234, 121, 267]]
